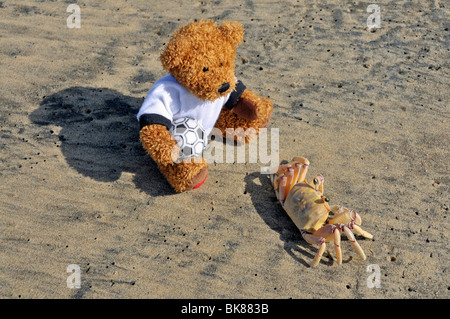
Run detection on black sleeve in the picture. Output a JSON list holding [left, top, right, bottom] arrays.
[[225, 80, 247, 110], [139, 114, 172, 130]]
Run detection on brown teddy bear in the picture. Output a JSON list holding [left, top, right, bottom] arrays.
[[138, 20, 273, 192]]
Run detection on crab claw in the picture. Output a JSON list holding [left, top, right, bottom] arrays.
[[352, 210, 362, 225], [328, 207, 358, 225], [328, 207, 373, 239]]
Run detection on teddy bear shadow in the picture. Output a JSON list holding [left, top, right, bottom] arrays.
[[30, 86, 175, 197], [244, 172, 335, 267]]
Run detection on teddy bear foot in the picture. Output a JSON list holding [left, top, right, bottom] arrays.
[[160, 160, 208, 192], [184, 165, 208, 190]]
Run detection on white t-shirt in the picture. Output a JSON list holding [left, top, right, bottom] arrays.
[[137, 74, 231, 136]]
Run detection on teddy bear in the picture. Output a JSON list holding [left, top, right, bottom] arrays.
[[138, 20, 274, 192]]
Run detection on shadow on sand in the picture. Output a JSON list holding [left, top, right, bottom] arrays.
[[30, 86, 175, 197]]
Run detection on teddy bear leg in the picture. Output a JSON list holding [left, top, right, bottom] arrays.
[[140, 124, 208, 192], [159, 160, 208, 192], [215, 89, 273, 144]]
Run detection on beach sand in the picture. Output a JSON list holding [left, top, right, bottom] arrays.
[[0, 0, 448, 298]]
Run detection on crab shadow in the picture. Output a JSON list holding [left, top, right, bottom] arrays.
[[30, 86, 175, 197], [244, 172, 339, 267]]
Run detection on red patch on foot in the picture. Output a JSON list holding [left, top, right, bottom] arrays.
[[193, 175, 207, 189]]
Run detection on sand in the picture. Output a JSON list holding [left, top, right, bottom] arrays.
[[0, 0, 448, 299]]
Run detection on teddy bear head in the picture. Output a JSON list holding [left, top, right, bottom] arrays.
[[160, 20, 244, 101]]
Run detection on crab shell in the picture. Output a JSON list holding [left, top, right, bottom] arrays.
[[283, 181, 331, 233]]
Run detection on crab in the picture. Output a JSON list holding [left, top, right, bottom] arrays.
[[271, 156, 373, 267]]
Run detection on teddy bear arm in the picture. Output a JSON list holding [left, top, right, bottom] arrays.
[[215, 88, 273, 143], [139, 124, 178, 166], [222, 81, 257, 121], [229, 88, 260, 121], [232, 95, 259, 120]]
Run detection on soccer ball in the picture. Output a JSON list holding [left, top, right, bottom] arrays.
[[170, 117, 207, 161]]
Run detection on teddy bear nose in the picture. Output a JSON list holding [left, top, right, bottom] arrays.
[[218, 83, 230, 93]]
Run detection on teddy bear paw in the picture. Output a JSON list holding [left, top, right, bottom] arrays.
[[232, 97, 259, 121]]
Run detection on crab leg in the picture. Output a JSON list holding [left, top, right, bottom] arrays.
[[292, 157, 310, 184], [275, 164, 291, 176], [298, 163, 309, 184], [334, 228, 342, 265], [315, 224, 342, 265], [301, 232, 326, 267], [302, 232, 327, 267], [292, 163, 301, 186], [312, 242, 327, 267], [302, 226, 335, 267], [352, 224, 373, 239], [270, 173, 275, 185], [342, 225, 366, 261], [278, 176, 287, 202], [285, 168, 295, 194]]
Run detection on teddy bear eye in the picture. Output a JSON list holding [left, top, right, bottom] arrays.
[[202, 67, 209, 72]]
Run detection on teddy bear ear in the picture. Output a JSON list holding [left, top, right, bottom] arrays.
[[219, 21, 244, 49]]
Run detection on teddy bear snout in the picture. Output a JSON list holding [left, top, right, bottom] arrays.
[[218, 82, 230, 93]]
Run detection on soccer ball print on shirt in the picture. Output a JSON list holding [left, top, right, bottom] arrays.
[[170, 117, 207, 161]]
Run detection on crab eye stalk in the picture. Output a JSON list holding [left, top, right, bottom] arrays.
[[313, 178, 319, 185], [320, 195, 330, 203], [202, 67, 209, 72]]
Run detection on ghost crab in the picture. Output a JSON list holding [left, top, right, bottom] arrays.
[[271, 156, 373, 267]]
